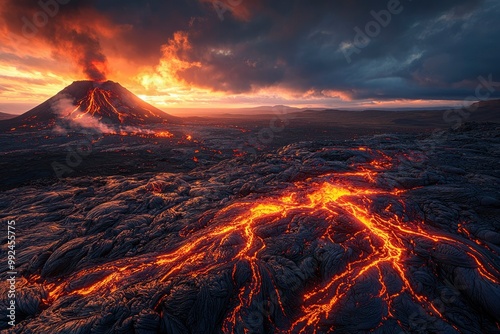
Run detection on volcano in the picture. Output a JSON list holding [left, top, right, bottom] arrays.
[[0, 80, 180, 131]]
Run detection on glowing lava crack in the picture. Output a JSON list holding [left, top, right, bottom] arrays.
[[30, 152, 500, 333]]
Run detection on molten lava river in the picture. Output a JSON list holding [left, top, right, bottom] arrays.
[[1, 134, 499, 333]]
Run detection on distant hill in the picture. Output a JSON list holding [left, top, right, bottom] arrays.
[[286, 100, 500, 128], [0, 112, 16, 121]]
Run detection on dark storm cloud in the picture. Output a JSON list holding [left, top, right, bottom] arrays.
[[175, 0, 499, 100], [2, 0, 499, 100], [131, 0, 497, 100]]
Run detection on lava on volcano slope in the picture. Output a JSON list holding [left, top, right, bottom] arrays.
[[1, 124, 499, 333], [66, 86, 169, 126], [0, 80, 180, 133]]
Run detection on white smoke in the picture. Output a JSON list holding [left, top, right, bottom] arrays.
[[50, 94, 172, 137], [51, 95, 117, 134]]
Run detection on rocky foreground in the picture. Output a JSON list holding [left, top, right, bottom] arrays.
[[1, 123, 499, 333]]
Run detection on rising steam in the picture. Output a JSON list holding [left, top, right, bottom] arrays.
[[51, 95, 115, 133], [50, 94, 169, 136]]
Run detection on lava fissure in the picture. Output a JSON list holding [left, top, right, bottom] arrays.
[[3, 129, 500, 333], [26, 152, 499, 333]]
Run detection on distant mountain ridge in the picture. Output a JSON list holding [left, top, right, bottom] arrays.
[[0, 112, 16, 121], [470, 99, 500, 111]]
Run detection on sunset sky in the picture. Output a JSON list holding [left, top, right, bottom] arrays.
[[1, 0, 499, 115]]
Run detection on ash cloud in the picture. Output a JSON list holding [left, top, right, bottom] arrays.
[[65, 29, 108, 82], [1, 0, 108, 81]]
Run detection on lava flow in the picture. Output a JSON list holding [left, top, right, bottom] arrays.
[[67, 87, 150, 124], [29, 149, 500, 333], [220, 179, 499, 333]]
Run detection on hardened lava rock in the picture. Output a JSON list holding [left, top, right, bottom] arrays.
[[0, 123, 499, 333]]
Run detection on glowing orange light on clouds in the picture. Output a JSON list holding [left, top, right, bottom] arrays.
[[0, 20, 465, 115]]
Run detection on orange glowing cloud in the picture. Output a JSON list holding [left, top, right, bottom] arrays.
[[0, 1, 477, 114], [0, 0, 117, 81], [138, 31, 201, 91], [321, 89, 353, 101]]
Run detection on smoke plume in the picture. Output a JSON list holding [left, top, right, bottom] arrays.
[[1, 0, 108, 81]]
